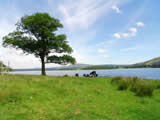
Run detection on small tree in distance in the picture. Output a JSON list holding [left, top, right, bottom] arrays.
[[3, 13, 76, 75]]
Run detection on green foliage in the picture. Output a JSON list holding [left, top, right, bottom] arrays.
[[47, 55, 76, 65], [3, 12, 76, 75]]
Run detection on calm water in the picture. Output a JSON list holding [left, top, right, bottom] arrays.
[[10, 68, 160, 80]]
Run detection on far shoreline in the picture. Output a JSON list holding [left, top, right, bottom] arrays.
[[10, 68, 160, 80]]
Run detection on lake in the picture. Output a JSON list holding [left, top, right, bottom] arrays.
[[10, 68, 160, 80]]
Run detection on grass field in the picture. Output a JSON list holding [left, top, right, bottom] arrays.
[[0, 75, 160, 120]]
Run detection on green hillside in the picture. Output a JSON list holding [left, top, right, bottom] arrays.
[[133, 57, 160, 68]]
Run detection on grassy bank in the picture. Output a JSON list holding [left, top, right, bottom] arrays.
[[0, 75, 160, 120]]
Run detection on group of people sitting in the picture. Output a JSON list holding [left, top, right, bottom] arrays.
[[75, 71, 98, 77]]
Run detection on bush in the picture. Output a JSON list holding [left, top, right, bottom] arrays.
[[156, 84, 160, 89], [134, 82, 154, 97], [114, 77, 139, 91], [111, 76, 123, 84], [129, 77, 140, 92], [117, 79, 129, 90], [63, 74, 69, 77], [111, 76, 155, 97], [130, 77, 139, 83]]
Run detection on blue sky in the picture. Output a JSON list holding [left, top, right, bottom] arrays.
[[0, 0, 159, 68]]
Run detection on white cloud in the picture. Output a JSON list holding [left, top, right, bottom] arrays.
[[113, 33, 121, 39], [102, 55, 110, 58], [114, 27, 138, 39], [137, 22, 144, 27], [129, 28, 137, 33], [72, 51, 85, 63], [111, 5, 121, 14], [97, 49, 110, 59], [122, 33, 130, 38], [120, 45, 144, 52], [129, 27, 137, 36], [97, 49, 105, 53], [0, 48, 39, 68], [58, 0, 123, 30], [96, 40, 115, 46]]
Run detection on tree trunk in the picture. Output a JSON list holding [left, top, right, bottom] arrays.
[[41, 57, 46, 76]]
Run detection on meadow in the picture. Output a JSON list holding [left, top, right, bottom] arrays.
[[0, 75, 160, 120]]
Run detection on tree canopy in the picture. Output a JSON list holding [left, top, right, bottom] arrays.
[[3, 12, 76, 75]]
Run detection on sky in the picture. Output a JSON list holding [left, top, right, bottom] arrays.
[[0, 0, 159, 69]]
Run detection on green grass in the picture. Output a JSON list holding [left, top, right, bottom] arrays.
[[0, 75, 160, 120]]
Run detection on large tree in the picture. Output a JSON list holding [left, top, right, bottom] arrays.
[[3, 13, 76, 75]]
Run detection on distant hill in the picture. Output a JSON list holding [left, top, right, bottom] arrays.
[[13, 57, 160, 71], [132, 57, 160, 68], [82, 64, 128, 70], [46, 63, 91, 70], [83, 57, 160, 69], [14, 63, 91, 71], [58, 63, 91, 70]]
